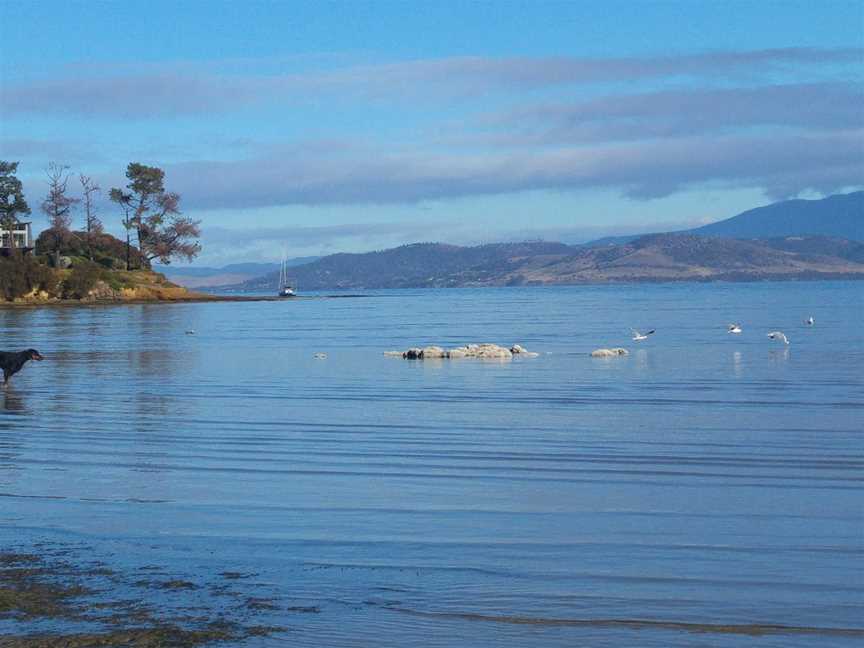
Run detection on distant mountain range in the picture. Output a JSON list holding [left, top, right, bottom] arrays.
[[226, 235, 864, 290], [691, 191, 863, 240], [588, 191, 863, 246], [220, 191, 863, 290], [166, 191, 864, 290]]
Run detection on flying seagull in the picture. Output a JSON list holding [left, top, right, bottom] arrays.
[[728, 323, 742, 334], [804, 316, 814, 326], [767, 331, 790, 345], [631, 329, 655, 342]]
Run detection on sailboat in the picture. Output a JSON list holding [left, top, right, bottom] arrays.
[[277, 257, 296, 298]]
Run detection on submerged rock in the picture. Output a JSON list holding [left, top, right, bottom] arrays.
[[591, 347, 629, 357]]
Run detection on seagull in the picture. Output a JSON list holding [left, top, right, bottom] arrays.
[[767, 331, 790, 345], [313, 352, 327, 359], [185, 329, 195, 335], [728, 323, 742, 334], [631, 329, 655, 342], [804, 316, 814, 326]]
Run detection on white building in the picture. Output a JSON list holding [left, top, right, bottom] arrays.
[[0, 220, 33, 252]]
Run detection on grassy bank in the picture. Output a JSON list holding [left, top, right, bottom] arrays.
[[0, 262, 209, 304]]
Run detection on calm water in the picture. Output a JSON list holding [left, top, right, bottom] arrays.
[[1, 282, 862, 646]]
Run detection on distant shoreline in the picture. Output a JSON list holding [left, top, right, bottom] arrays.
[[2, 274, 862, 307], [0, 293, 372, 307], [212, 272, 864, 293]]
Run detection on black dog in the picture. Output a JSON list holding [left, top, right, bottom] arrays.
[[0, 349, 44, 385]]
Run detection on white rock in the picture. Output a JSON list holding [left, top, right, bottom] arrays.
[[591, 348, 629, 357], [390, 343, 538, 360], [421, 346, 447, 359], [476, 344, 512, 358]]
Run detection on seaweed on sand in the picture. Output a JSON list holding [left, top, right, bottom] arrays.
[[0, 549, 285, 648]]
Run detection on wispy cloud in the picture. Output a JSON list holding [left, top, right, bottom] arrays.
[[4, 48, 862, 214], [326, 47, 861, 90], [481, 82, 864, 145], [0, 138, 104, 164], [165, 130, 863, 209], [3, 48, 860, 119], [1, 74, 260, 119]]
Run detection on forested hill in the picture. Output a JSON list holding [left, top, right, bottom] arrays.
[[229, 235, 864, 290], [266, 241, 576, 289], [688, 191, 863, 240], [589, 191, 864, 246]]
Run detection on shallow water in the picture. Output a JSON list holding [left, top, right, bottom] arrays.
[[1, 282, 862, 646]]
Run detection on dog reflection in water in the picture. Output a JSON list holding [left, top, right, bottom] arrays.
[[2, 387, 27, 413]]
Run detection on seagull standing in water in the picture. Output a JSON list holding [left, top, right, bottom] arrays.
[[805, 316, 814, 326], [728, 323, 742, 334], [767, 331, 790, 345], [631, 329, 655, 342]]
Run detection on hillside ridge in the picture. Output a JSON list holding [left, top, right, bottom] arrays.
[[227, 234, 864, 290]]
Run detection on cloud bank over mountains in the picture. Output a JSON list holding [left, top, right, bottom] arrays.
[[2, 46, 862, 264]]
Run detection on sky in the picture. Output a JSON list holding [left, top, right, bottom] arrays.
[[1, 0, 862, 266]]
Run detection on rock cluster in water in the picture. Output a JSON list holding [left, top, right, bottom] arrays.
[[385, 343, 539, 359], [590, 347, 629, 357]]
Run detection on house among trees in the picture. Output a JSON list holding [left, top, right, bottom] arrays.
[[0, 219, 33, 255]]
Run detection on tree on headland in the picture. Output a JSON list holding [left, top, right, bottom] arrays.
[[0, 161, 31, 254], [110, 163, 201, 267], [79, 174, 103, 261], [40, 163, 80, 267], [109, 188, 135, 270]]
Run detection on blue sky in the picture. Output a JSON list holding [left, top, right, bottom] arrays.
[[1, 0, 862, 265]]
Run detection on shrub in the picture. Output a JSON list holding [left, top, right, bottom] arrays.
[[35, 230, 149, 270], [0, 256, 59, 300], [104, 274, 125, 291], [62, 260, 105, 299]]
